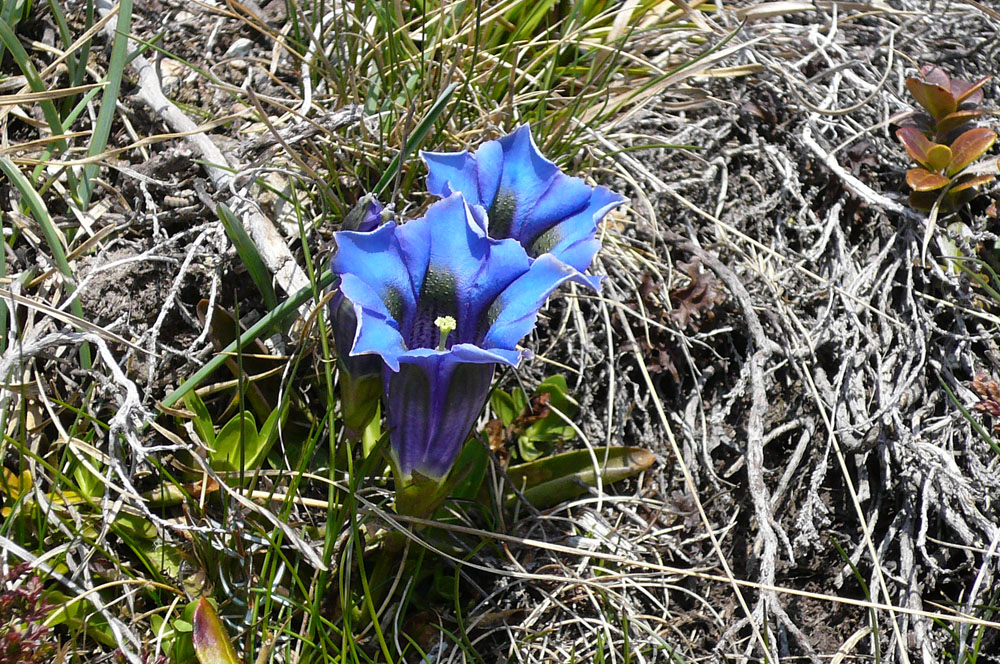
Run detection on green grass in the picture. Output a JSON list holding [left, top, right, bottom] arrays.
[[0, 0, 713, 662]]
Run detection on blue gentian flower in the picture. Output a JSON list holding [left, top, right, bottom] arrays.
[[421, 125, 625, 288], [330, 193, 581, 481], [330, 196, 391, 433]]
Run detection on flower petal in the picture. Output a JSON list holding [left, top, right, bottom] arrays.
[[330, 222, 417, 321], [338, 274, 408, 370], [422, 150, 482, 206], [490, 125, 562, 239], [482, 253, 579, 350], [529, 185, 625, 274]]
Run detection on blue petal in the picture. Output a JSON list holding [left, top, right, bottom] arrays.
[[422, 141, 504, 213], [338, 274, 408, 370], [329, 289, 384, 379], [473, 140, 503, 211], [330, 223, 417, 321], [482, 253, 579, 349], [514, 173, 593, 244], [529, 185, 625, 272], [421, 151, 482, 206], [384, 356, 496, 479]]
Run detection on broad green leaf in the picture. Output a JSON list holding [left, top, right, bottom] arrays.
[[212, 412, 259, 471], [518, 376, 580, 461], [517, 436, 547, 462], [490, 389, 519, 427], [906, 168, 950, 192], [506, 446, 655, 509], [449, 435, 491, 502], [947, 127, 996, 176], [926, 144, 952, 172], [246, 406, 283, 470], [193, 598, 242, 664], [71, 449, 103, 499], [44, 590, 117, 646]]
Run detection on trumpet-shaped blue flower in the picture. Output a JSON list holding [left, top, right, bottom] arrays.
[[421, 125, 625, 288], [330, 193, 581, 481]]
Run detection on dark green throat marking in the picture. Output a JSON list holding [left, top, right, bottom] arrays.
[[529, 226, 562, 259], [490, 191, 517, 240], [409, 269, 459, 349], [382, 286, 405, 323]]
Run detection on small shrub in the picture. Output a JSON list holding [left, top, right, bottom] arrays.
[[896, 66, 997, 211]]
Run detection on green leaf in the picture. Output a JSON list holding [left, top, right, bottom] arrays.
[[193, 598, 242, 664], [217, 203, 278, 311], [246, 406, 283, 470], [518, 376, 579, 461], [212, 412, 258, 471], [490, 389, 519, 427], [449, 435, 491, 502], [185, 391, 216, 447], [506, 446, 655, 509], [926, 143, 953, 172]]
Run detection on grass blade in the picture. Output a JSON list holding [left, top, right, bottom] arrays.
[[0, 17, 78, 193], [79, 0, 134, 209], [217, 203, 279, 311], [0, 157, 91, 369], [373, 81, 459, 198]]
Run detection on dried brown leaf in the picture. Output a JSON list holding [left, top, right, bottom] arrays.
[[669, 259, 727, 331]]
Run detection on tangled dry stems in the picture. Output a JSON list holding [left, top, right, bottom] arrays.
[[3, 0, 1000, 661]]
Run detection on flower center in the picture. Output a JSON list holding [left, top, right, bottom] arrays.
[[434, 316, 456, 350], [407, 269, 459, 350]]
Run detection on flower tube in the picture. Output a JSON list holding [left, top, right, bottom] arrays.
[[421, 125, 625, 288], [329, 194, 581, 496]]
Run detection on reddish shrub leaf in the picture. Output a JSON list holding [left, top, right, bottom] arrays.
[[906, 77, 957, 119], [948, 173, 995, 193], [935, 110, 983, 139], [947, 127, 996, 175], [906, 168, 950, 191], [896, 127, 934, 167], [953, 75, 991, 106], [917, 65, 951, 88]]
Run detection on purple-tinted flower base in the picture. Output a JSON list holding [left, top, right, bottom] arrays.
[[384, 358, 495, 482]]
